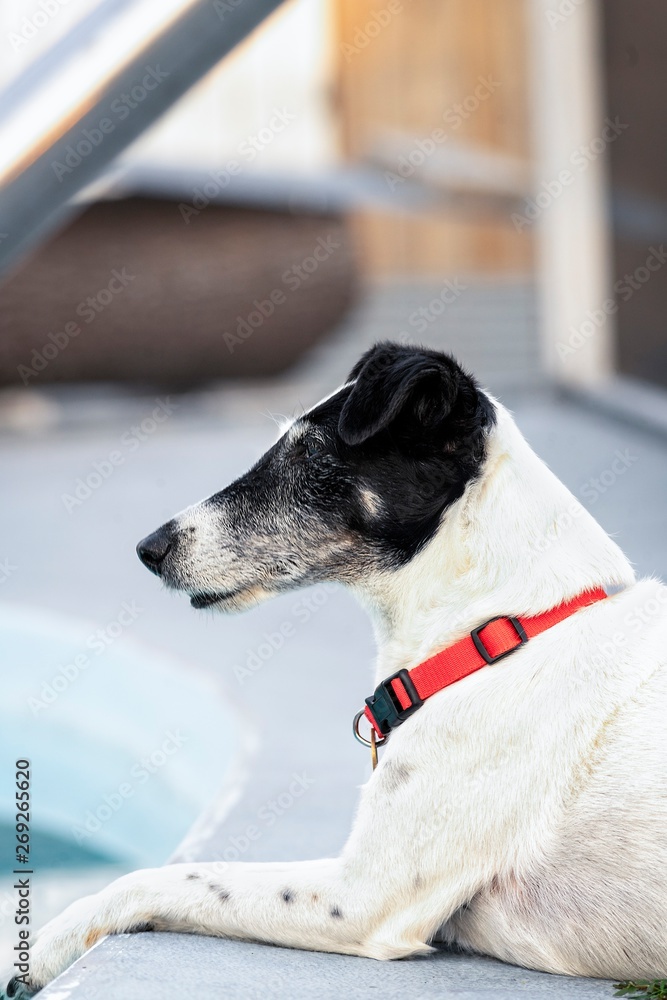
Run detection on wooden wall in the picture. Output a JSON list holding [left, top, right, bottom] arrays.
[[333, 0, 533, 276]]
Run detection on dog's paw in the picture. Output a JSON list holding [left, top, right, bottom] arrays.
[[1, 970, 45, 999], [2, 892, 105, 998], [1, 975, 39, 999]]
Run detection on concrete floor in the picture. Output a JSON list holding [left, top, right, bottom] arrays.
[[2, 369, 666, 998]]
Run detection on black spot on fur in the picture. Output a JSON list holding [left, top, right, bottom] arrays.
[[128, 921, 156, 933], [186, 872, 200, 880], [330, 905, 343, 919], [282, 889, 295, 903], [207, 882, 230, 902], [381, 759, 414, 793]]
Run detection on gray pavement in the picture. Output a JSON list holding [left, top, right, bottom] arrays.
[[3, 379, 666, 999]]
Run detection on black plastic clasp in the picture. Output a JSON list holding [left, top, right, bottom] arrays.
[[364, 669, 424, 737], [470, 616, 528, 664]]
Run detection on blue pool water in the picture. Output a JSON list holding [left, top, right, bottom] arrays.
[[0, 603, 243, 869]]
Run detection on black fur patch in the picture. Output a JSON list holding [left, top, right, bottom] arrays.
[[282, 889, 295, 903], [330, 905, 343, 919], [128, 921, 156, 933], [220, 343, 495, 574], [299, 342, 496, 566]]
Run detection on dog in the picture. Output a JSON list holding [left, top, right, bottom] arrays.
[[7, 341, 667, 996]]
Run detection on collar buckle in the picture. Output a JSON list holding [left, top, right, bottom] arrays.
[[470, 615, 528, 664], [365, 668, 424, 737]]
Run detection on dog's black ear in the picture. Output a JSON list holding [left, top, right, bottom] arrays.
[[339, 342, 475, 446]]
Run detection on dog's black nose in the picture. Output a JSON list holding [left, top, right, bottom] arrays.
[[136, 524, 174, 575]]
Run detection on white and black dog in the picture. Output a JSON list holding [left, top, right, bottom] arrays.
[[7, 342, 667, 996]]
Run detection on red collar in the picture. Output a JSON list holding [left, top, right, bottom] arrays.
[[356, 587, 608, 744]]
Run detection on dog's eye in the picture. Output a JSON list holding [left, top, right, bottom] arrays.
[[305, 438, 323, 459], [293, 438, 322, 461]]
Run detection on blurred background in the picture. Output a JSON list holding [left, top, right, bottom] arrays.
[[1, 0, 666, 992], [2, 0, 666, 399]]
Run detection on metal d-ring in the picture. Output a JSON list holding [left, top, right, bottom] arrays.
[[353, 710, 388, 749]]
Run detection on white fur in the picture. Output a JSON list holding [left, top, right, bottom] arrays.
[[14, 400, 667, 995]]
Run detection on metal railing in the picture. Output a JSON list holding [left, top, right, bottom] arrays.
[[0, 0, 285, 278]]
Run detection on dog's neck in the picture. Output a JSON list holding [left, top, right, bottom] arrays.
[[353, 404, 636, 683]]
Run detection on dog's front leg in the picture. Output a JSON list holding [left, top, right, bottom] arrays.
[[14, 856, 430, 996], [10, 754, 489, 996]]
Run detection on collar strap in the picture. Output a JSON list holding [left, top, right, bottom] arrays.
[[362, 587, 608, 740]]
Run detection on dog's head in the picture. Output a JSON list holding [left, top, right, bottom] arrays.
[[136, 342, 495, 612]]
